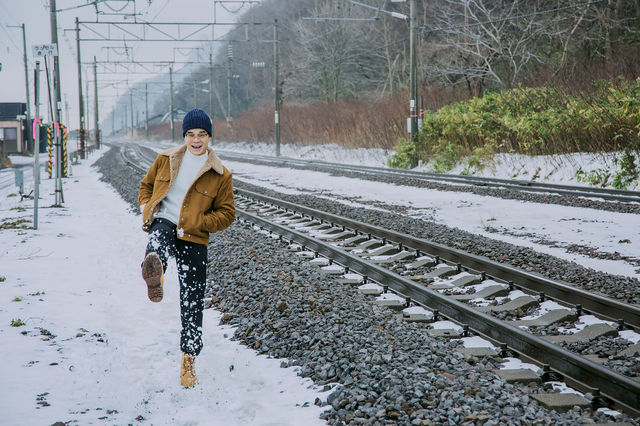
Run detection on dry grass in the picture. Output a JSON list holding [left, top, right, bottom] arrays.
[[211, 86, 468, 149]]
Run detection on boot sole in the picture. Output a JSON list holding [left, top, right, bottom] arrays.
[[142, 253, 163, 302]]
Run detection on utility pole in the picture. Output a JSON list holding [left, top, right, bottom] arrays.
[[85, 78, 90, 141], [193, 80, 197, 108], [274, 19, 281, 156], [170, 66, 175, 142], [129, 92, 134, 137], [145, 83, 149, 139], [409, 0, 418, 142], [34, 61, 41, 229], [64, 95, 70, 129], [227, 44, 232, 125], [75, 17, 86, 159], [93, 56, 99, 149], [8, 24, 33, 154], [50, 0, 63, 206], [209, 53, 214, 141]]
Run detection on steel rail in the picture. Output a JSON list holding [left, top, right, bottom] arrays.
[[239, 208, 640, 416], [216, 150, 640, 203], [123, 144, 640, 328], [237, 188, 640, 329], [124, 145, 640, 327], [122, 143, 640, 415]]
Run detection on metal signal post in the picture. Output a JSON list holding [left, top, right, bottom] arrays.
[[274, 19, 280, 157], [75, 17, 86, 159], [409, 0, 418, 142], [50, 0, 64, 206], [33, 62, 41, 229]]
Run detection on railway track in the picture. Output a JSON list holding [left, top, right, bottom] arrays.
[[215, 149, 640, 204], [121, 143, 640, 418]]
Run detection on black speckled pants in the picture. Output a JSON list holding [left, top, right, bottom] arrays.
[[145, 218, 207, 356]]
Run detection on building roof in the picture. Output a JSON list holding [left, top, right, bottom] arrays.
[[0, 103, 26, 120]]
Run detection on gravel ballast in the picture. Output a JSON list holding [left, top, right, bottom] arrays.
[[94, 146, 636, 425]]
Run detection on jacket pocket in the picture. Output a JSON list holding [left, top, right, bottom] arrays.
[[153, 175, 171, 193], [195, 180, 218, 199], [191, 183, 214, 231]]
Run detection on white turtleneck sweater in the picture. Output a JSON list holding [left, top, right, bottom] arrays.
[[156, 150, 208, 225]]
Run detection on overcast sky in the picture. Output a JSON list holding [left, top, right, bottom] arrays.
[[0, 0, 242, 129]]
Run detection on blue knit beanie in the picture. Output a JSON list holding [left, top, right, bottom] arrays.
[[182, 108, 212, 137]]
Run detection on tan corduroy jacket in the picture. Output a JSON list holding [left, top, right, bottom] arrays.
[[138, 145, 235, 246]]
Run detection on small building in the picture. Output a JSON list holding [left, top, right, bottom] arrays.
[[0, 103, 28, 154]]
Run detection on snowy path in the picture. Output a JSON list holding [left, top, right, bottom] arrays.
[[0, 153, 324, 425]]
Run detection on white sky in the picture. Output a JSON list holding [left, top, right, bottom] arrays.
[[0, 0, 244, 129]]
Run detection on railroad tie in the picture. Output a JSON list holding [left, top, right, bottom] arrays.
[[367, 244, 398, 257], [452, 285, 510, 301], [357, 283, 383, 296], [476, 295, 538, 313], [510, 309, 576, 327], [370, 251, 415, 265], [406, 256, 437, 269], [316, 230, 353, 241], [543, 323, 618, 344], [447, 272, 482, 287], [530, 393, 591, 413], [339, 234, 368, 247], [494, 368, 542, 384], [619, 342, 640, 357], [422, 264, 458, 280], [457, 347, 499, 358]]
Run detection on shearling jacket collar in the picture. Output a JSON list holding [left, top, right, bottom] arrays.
[[160, 145, 224, 183]]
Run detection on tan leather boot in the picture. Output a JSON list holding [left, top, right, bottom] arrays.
[[180, 352, 197, 387], [142, 252, 164, 302]]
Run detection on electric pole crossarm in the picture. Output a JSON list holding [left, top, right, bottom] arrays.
[[112, 23, 145, 41], [77, 21, 255, 42]]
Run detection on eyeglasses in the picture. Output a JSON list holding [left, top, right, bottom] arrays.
[[185, 132, 209, 139]]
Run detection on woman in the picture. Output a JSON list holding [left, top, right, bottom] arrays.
[[138, 108, 235, 387]]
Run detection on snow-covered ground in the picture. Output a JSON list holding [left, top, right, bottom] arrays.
[[213, 141, 393, 168], [0, 151, 325, 425], [2, 139, 638, 423], [209, 140, 639, 191]]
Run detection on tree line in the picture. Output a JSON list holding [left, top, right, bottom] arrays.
[[150, 0, 640, 147]]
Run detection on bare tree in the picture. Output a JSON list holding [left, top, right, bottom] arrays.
[[428, 0, 557, 94], [287, 1, 382, 101]]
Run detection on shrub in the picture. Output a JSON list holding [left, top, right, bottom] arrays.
[[11, 318, 26, 327], [576, 148, 639, 189], [389, 79, 640, 170]]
